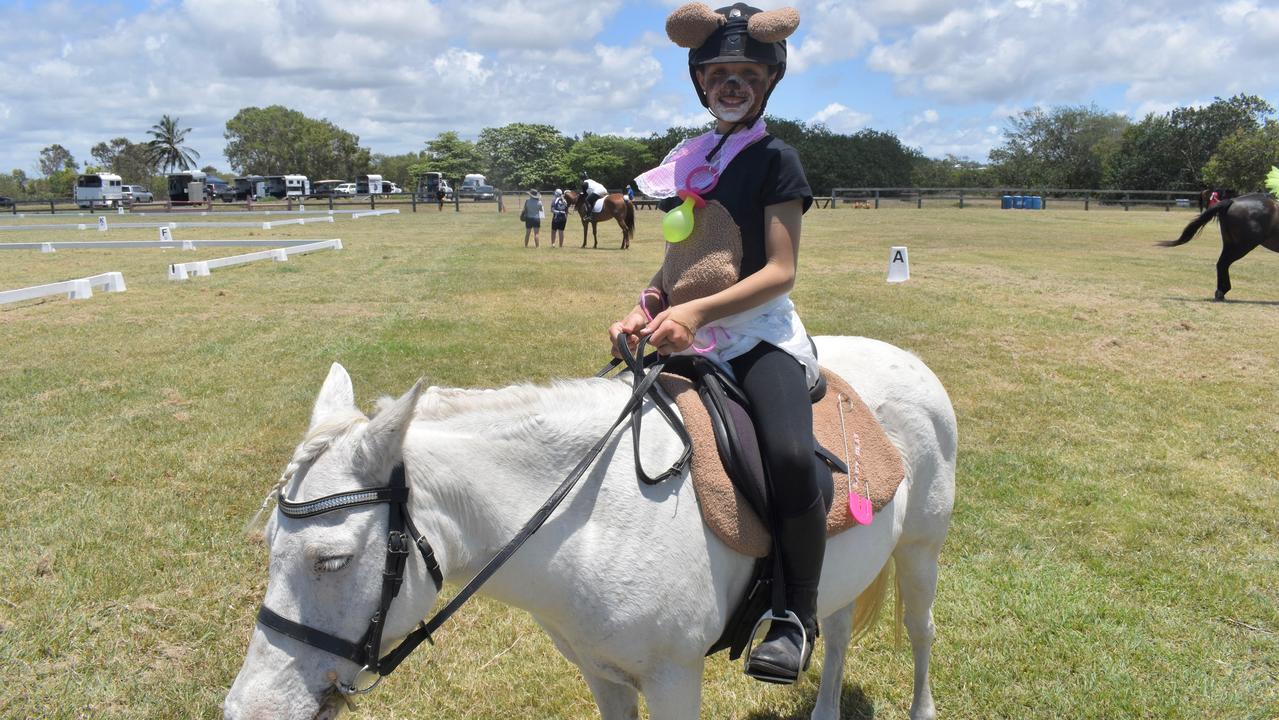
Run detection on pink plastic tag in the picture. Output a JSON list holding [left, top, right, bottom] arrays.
[[849, 494, 873, 525], [848, 428, 872, 525]]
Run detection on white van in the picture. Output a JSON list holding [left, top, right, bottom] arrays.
[[75, 173, 125, 208]]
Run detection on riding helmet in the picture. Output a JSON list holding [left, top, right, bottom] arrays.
[[665, 2, 800, 114]]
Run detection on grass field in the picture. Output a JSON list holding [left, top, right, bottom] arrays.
[[1, 204, 1276, 719]]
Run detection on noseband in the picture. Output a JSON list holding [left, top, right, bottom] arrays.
[[256, 465, 443, 694]]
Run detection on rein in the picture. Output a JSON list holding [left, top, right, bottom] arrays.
[[255, 337, 692, 695]]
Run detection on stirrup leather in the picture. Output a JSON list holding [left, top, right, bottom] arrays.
[[742, 609, 809, 685]]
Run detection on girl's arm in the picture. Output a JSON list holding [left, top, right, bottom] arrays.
[[644, 198, 803, 353]]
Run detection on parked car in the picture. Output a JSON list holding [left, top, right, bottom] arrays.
[[204, 176, 231, 201], [220, 175, 264, 202], [472, 184, 496, 202], [122, 185, 154, 203], [0, 196, 13, 207], [309, 179, 348, 198], [334, 183, 356, 196], [383, 182, 403, 195]]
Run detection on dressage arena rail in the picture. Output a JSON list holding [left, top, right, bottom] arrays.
[[167, 239, 342, 281], [7, 193, 440, 215], [0, 239, 343, 252], [0, 217, 342, 233], [0, 271, 126, 306], [832, 187, 1203, 211]]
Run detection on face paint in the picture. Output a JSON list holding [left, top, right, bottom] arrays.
[[699, 63, 771, 124]]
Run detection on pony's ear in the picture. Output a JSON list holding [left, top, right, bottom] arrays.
[[667, 2, 724, 49], [310, 363, 356, 430], [747, 6, 800, 43], [357, 379, 423, 479]]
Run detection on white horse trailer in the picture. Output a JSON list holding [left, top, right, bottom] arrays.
[[74, 173, 125, 208], [263, 175, 310, 199], [356, 174, 383, 195], [167, 171, 208, 202]]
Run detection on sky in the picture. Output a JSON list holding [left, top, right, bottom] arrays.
[[1, 0, 1277, 177]]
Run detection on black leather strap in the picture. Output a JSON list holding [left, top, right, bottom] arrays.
[[378, 336, 686, 676], [257, 605, 367, 665]]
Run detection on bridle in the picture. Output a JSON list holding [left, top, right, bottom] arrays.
[[254, 337, 690, 696], [256, 464, 442, 694]]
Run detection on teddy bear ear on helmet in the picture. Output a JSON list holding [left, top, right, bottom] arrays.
[[747, 7, 800, 43], [666, 2, 726, 49]]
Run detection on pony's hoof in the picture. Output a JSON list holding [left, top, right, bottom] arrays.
[[1214, 292, 1226, 302]]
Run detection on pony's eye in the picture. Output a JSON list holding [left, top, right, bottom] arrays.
[[314, 556, 351, 573]]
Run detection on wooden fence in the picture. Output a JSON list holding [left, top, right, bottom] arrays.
[[829, 187, 1203, 212]]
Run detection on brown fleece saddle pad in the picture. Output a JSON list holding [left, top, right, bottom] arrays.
[[659, 367, 905, 558]]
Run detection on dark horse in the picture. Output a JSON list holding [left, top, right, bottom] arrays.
[[1198, 188, 1237, 212], [563, 189, 634, 249], [1160, 193, 1279, 300]]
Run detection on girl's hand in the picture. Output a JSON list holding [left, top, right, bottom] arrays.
[[609, 307, 649, 358], [642, 306, 701, 355]]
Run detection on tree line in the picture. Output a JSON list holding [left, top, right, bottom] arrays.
[[3, 94, 1275, 201]]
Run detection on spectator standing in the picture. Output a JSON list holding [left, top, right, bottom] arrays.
[[625, 184, 635, 201], [436, 186, 446, 211], [550, 189, 569, 248], [521, 189, 543, 248]]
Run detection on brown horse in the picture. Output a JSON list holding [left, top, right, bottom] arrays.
[[563, 190, 634, 249], [1160, 193, 1279, 300]]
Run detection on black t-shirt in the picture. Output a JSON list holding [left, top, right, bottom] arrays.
[[656, 135, 813, 280]]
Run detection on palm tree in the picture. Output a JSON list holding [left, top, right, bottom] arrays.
[[146, 115, 200, 172]]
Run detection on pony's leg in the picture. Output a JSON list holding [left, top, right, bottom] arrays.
[[810, 602, 855, 720], [640, 660, 704, 720], [581, 220, 588, 248], [1215, 240, 1257, 301], [581, 672, 641, 720], [894, 540, 942, 720], [592, 221, 599, 249]]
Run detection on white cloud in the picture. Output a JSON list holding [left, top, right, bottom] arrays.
[[0, 1, 669, 174], [787, 1, 877, 73], [0, 0, 1276, 174], [809, 103, 872, 133]]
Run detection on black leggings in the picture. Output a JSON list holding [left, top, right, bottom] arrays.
[[727, 342, 820, 518]]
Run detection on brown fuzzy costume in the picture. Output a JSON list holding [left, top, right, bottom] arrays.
[[661, 201, 741, 306], [666, 3, 801, 49], [747, 7, 800, 42], [666, 3, 725, 48]]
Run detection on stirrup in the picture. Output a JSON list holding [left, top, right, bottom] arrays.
[[742, 609, 808, 685]]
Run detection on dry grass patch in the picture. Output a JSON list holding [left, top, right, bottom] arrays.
[[1, 206, 1276, 718]]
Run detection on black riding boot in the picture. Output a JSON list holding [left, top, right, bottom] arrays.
[[745, 495, 827, 684]]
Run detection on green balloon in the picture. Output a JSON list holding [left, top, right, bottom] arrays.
[[662, 196, 696, 243]]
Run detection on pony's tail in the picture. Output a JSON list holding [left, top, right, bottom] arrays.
[[625, 198, 636, 238], [850, 557, 896, 644], [1159, 199, 1231, 247]]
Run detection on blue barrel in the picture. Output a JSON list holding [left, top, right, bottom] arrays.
[[1030, 196, 1043, 210], [1001, 195, 1012, 209], [1012, 195, 1024, 209]]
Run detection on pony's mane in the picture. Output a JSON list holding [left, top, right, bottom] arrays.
[[246, 410, 369, 532], [412, 377, 621, 424]]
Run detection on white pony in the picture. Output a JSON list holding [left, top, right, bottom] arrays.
[[224, 336, 956, 720]]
